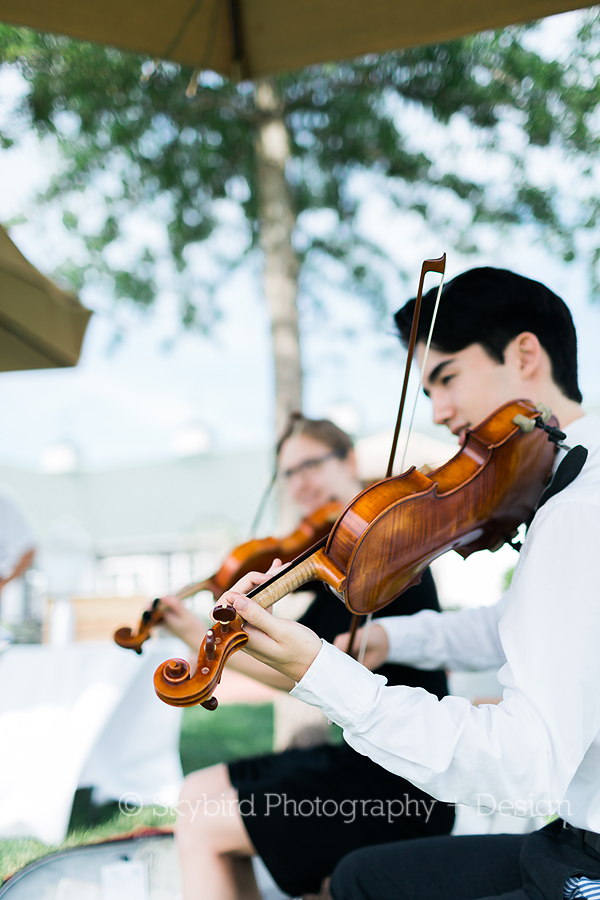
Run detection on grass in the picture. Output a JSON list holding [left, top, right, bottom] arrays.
[[0, 702, 274, 881], [180, 701, 273, 773]]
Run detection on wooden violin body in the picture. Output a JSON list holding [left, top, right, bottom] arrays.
[[114, 501, 341, 653], [154, 399, 558, 707], [322, 398, 556, 614]]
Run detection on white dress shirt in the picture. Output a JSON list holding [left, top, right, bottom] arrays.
[[291, 414, 600, 831]]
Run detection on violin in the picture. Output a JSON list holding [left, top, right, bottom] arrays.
[[154, 398, 558, 708], [114, 500, 342, 654]]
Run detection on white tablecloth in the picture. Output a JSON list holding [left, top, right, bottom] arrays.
[[0, 638, 185, 845]]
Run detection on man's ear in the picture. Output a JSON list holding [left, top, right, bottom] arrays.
[[508, 332, 543, 380]]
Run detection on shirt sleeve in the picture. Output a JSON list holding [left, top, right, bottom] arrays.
[[378, 599, 507, 671], [291, 495, 600, 817]]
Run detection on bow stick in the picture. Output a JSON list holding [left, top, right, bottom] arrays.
[[347, 254, 446, 661]]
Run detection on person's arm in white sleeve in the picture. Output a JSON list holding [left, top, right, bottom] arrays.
[[378, 597, 507, 671], [292, 497, 600, 816]]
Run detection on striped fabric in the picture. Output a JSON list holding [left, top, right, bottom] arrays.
[[564, 876, 600, 899]]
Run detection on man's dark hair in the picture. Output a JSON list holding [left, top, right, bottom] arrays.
[[394, 267, 582, 403]]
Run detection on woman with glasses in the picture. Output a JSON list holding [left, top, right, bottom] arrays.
[[162, 416, 454, 900]]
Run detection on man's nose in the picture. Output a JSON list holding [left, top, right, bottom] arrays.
[[431, 395, 453, 427]]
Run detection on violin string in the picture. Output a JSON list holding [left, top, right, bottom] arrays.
[[399, 271, 446, 473]]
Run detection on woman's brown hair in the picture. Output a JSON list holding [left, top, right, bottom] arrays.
[[277, 412, 353, 458]]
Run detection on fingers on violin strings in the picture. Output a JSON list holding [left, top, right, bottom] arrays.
[[228, 567, 273, 595], [232, 595, 280, 636]]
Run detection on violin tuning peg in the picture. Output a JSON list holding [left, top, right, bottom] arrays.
[[212, 604, 237, 623], [163, 658, 190, 684], [201, 696, 219, 711], [212, 605, 237, 632], [205, 629, 215, 661]]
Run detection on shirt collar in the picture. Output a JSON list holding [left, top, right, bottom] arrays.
[[553, 412, 600, 470], [562, 412, 600, 448]]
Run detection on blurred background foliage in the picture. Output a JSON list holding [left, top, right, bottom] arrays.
[[2, 15, 600, 333]]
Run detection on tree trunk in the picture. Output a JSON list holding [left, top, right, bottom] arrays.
[[254, 79, 302, 441]]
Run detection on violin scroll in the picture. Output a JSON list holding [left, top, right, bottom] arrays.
[[114, 598, 164, 654], [153, 543, 346, 709], [154, 615, 249, 709]]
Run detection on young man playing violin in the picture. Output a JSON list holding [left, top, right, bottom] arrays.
[[160, 416, 454, 900], [219, 267, 600, 900]]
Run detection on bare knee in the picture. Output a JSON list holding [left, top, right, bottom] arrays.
[[175, 764, 254, 857], [177, 764, 231, 834], [179, 763, 231, 805]]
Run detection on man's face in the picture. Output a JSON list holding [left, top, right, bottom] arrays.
[[417, 341, 529, 444]]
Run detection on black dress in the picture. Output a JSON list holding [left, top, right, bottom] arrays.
[[228, 569, 455, 897]]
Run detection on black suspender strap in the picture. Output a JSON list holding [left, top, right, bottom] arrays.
[[510, 444, 588, 551], [536, 444, 588, 512]]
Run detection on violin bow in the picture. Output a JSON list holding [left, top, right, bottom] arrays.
[[386, 254, 446, 478], [346, 254, 446, 661]]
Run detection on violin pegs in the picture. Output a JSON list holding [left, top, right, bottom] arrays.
[[205, 629, 215, 661], [212, 604, 236, 634], [162, 658, 190, 684], [201, 696, 218, 711], [212, 604, 236, 622]]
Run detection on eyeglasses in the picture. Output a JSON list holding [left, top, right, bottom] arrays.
[[280, 450, 344, 481]]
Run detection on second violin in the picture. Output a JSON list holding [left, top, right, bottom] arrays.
[[114, 499, 341, 653]]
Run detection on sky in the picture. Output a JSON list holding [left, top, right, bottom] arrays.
[[2, 15, 600, 475]]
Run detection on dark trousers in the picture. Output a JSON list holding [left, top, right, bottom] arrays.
[[330, 820, 600, 900]]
